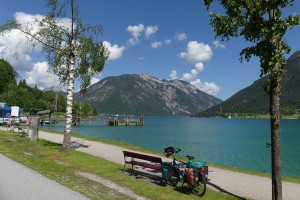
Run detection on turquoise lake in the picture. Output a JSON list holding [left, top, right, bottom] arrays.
[[42, 117, 300, 177]]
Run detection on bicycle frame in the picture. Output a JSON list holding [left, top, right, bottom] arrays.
[[170, 155, 186, 180], [164, 146, 207, 197]]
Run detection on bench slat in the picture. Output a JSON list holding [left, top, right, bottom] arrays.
[[123, 150, 162, 163], [125, 160, 161, 170], [123, 150, 163, 171]]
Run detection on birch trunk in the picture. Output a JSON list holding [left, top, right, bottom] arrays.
[[60, 53, 75, 152]]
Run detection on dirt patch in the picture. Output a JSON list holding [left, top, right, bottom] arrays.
[[77, 171, 147, 200]]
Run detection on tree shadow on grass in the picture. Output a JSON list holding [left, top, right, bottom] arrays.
[[207, 182, 247, 200], [40, 140, 61, 150], [121, 168, 163, 186]]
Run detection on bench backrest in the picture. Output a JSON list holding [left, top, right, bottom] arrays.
[[123, 151, 162, 163]]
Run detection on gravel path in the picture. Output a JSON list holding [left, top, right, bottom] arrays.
[[37, 131, 300, 200]]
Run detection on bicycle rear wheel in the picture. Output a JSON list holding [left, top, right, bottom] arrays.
[[167, 167, 180, 186], [191, 175, 206, 197]]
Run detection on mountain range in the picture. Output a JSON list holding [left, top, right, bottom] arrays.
[[74, 73, 222, 116], [197, 50, 300, 117]]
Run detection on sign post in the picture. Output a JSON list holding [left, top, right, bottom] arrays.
[[31, 117, 39, 141]]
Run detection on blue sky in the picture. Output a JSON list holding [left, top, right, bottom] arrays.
[[0, 0, 299, 100]]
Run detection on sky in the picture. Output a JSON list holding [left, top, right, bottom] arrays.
[[0, 0, 299, 100]]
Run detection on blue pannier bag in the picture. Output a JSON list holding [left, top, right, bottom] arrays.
[[161, 162, 170, 181], [186, 160, 206, 168]]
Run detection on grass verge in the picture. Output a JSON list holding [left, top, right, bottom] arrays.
[[40, 128, 300, 184], [0, 129, 240, 200]]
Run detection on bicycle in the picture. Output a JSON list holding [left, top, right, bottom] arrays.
[[163, 146, 208, 197]]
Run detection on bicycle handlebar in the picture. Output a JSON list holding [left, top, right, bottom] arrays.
[[174, 148, 181, 153]]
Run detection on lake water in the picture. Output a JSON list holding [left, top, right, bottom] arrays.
[[42, 117, 300, 177]]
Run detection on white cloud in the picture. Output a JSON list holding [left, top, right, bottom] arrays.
[[25, 62, 60, 89], [103, 41, 125, 61], [0, 29, 33, 71], [213, 40, 226, 49], [195, 62, 204, 72], [90, 76, 100, 85], [181, 62, 204, 82], [0, 12, 46, 71], [127, 24, 145, 45], [151, 41, 162, 48], [169, 70, 177, 80], [14, 12, 46, 33], [179, 41, 213, 63], [0, 12, 73, 72], [145, 25, 158, 38], [178, 61, 220, 96], [175, 33, 187, 41], [190, 79, 220, 96], [164, 39, 172, 45], [151, 39, 171, 48]]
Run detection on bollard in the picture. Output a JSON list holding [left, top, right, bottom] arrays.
[[31, 117, 39, 141]]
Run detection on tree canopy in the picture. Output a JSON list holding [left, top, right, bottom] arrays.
[[204, 1, 299, 199], [0, 59, 18, 93], [1, 0, 109, 152]]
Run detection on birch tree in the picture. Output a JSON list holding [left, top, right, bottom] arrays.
[[1, 0, 109, 152], [204, 1, 299, 199]]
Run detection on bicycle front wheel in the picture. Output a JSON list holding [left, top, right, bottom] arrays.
[[191, 175, 206, 197], [167, 167, 180, 186]]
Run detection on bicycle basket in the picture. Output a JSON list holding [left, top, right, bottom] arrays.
[[164, 146, 174, 157]]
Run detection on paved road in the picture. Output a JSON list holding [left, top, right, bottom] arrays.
[[0, 153, 89, 200]]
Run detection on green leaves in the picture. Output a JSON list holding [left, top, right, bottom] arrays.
[[205, 0, 299, 87]]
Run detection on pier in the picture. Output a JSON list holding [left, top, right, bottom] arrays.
[[107, 115, 144, 126]]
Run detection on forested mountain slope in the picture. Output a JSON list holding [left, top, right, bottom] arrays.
[[197, 50, 300, 117]]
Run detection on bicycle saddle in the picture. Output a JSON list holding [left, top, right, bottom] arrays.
[[186, 155, 195, 160]]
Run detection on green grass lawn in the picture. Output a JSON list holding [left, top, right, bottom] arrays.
[[0, 129, 242, 200]]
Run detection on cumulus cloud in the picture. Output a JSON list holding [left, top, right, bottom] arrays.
[[0, 29, 33, 71], [175, 41, 220, 96], [103, 41, 125, 61], [150, 39, 171, 49], [25, 62, 60, 89], [169, 70, 177, 80], [182, 63, 203, 82], [127, 24, 159, 45], [0, 12, 46, 71], [151, 41, 162, 48], [0, 12, 73, 72], [90, 76, 100, 85], [14, 12, 46, 34], [145, 25, 158, 38], [175, 33, 187, 41], [213, 40, 226, 49], [164, 39, 172, 45], [190, 79, 220, 96], [127, 24, 145, 45], [179, 41, 213, 63]]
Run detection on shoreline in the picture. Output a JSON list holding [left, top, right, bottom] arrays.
[[40, 127, 300, 182], [1, 126, 300, 199], [36, 129, 300, 200]]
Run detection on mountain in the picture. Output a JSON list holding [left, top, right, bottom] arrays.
[[74, 73, 222, 116], [43, 85, 67, 96], [197, 50, 300, 117]]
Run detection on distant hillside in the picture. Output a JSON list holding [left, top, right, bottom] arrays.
[[197, 50, 300, 117], [74, 73, 222, 116]]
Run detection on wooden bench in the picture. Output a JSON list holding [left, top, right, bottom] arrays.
[[122, 150, 162, 171]]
